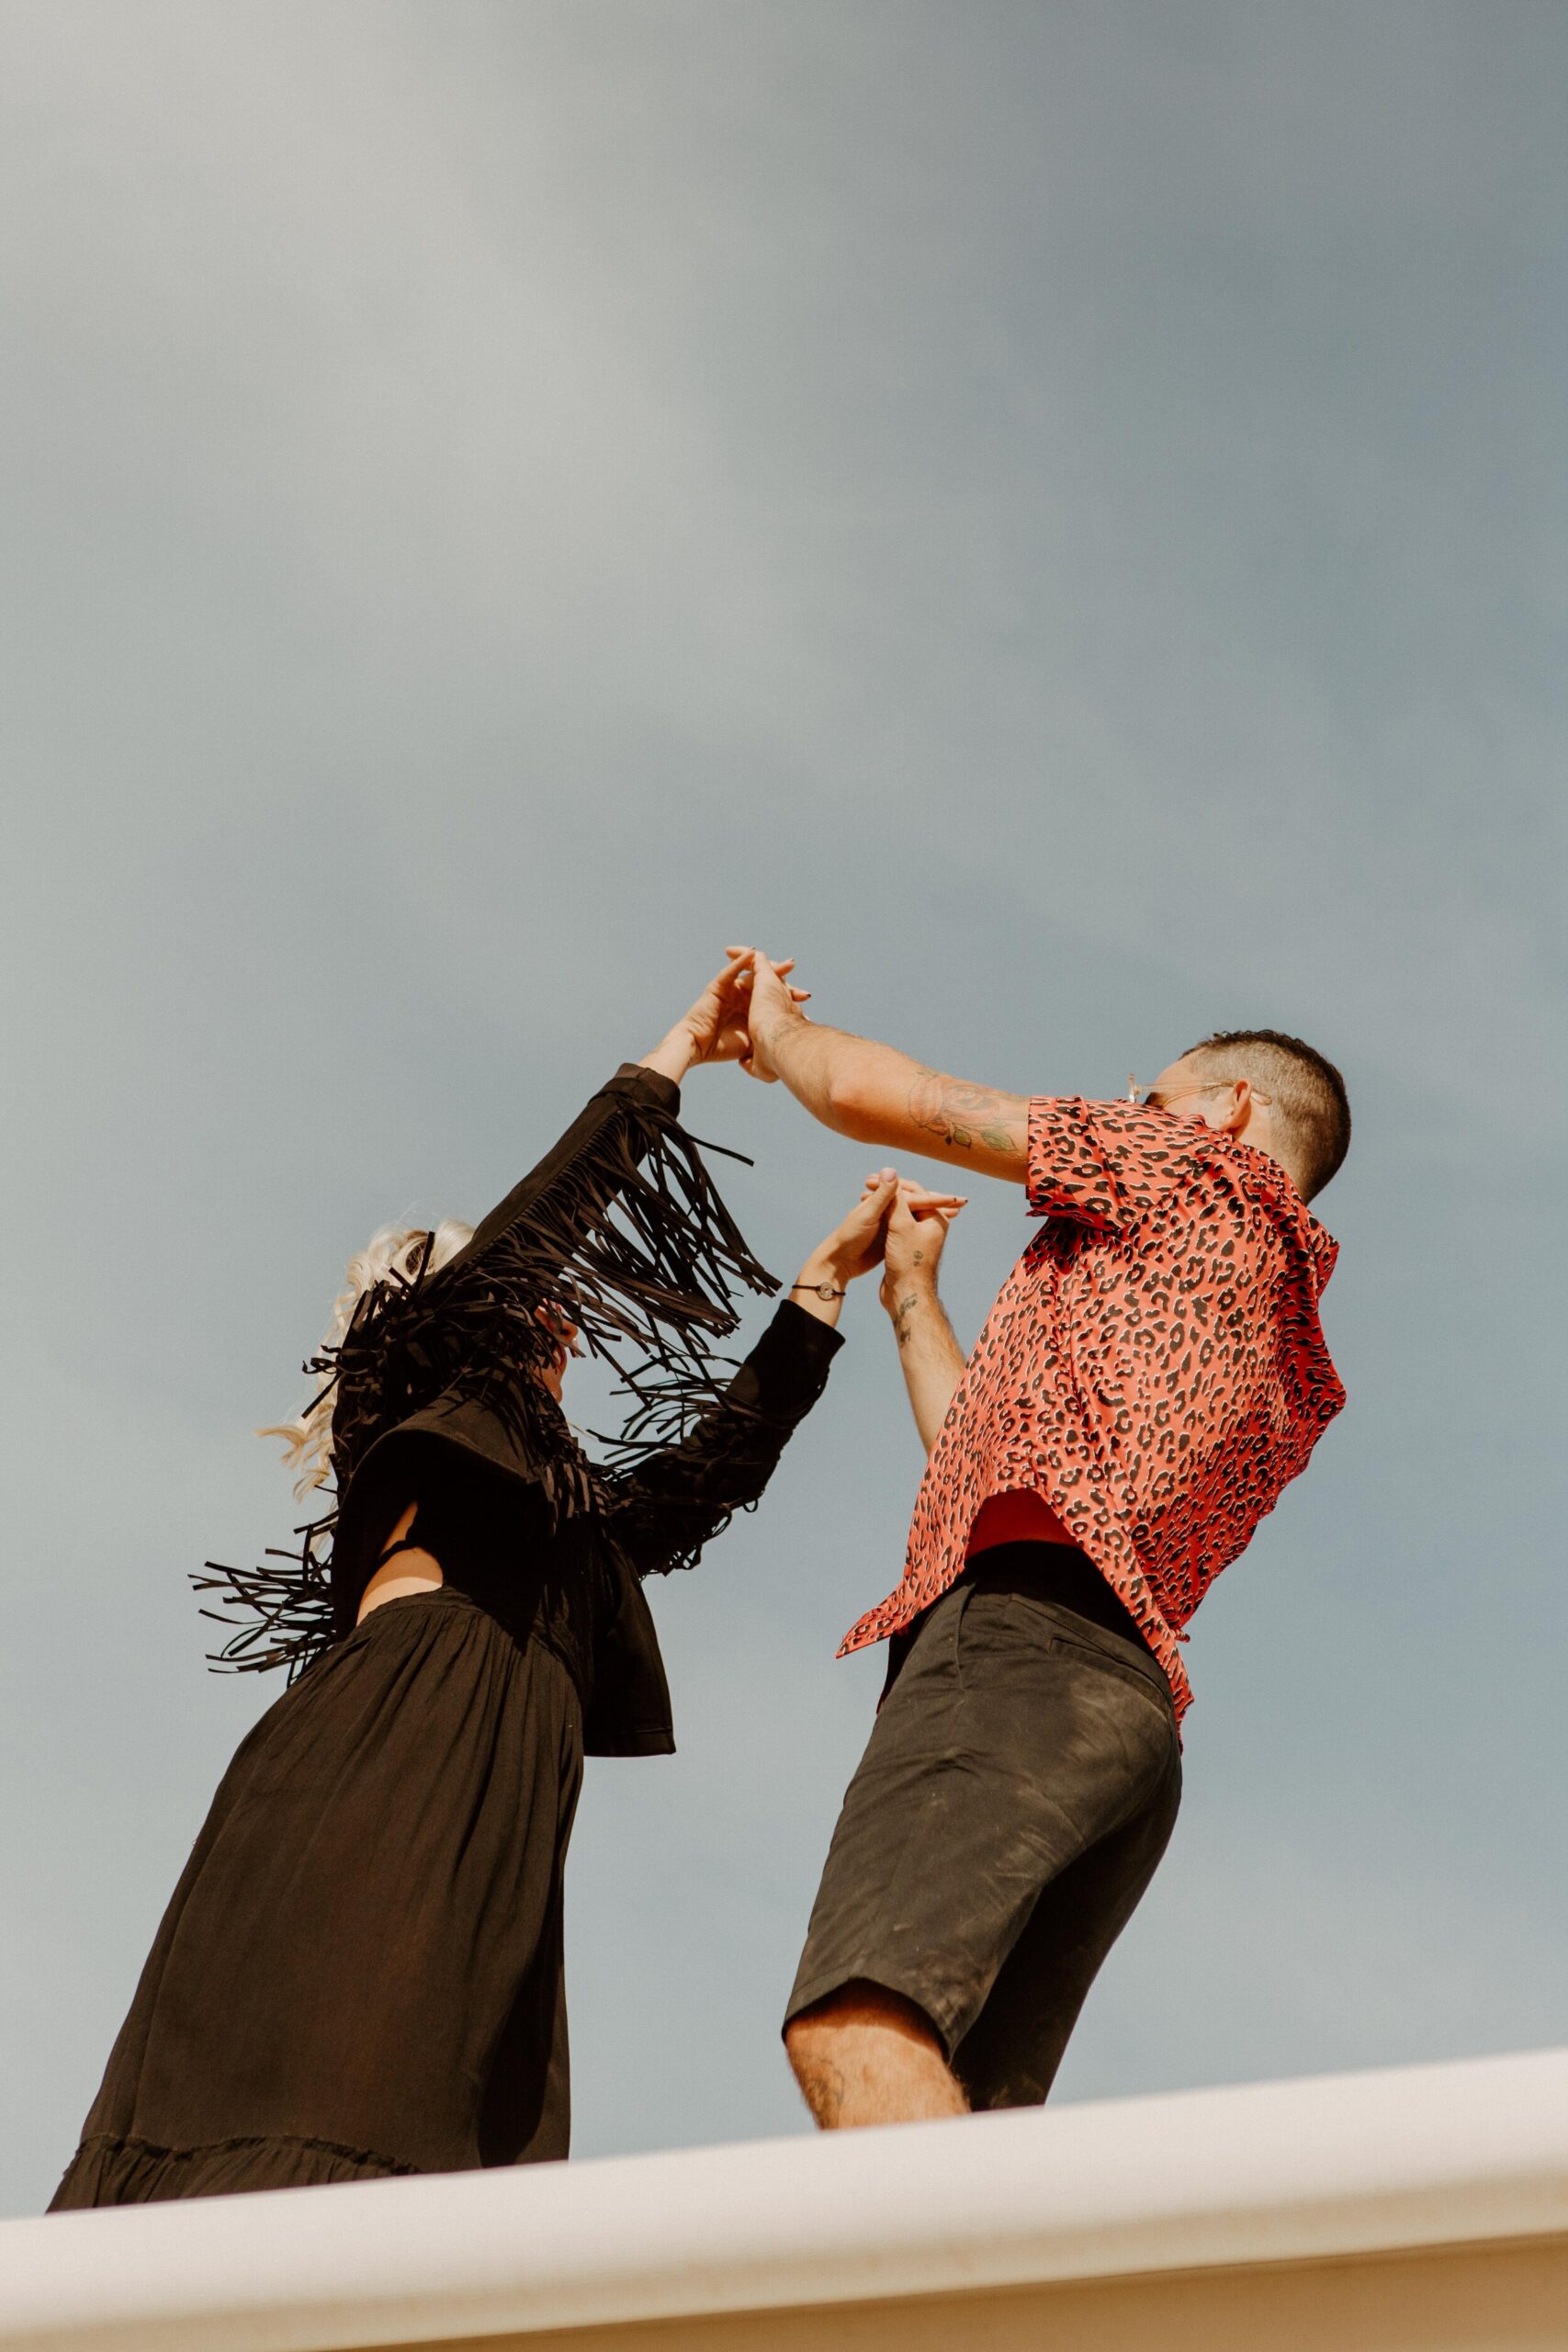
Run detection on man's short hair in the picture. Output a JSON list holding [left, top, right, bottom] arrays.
[[1184, 1029, 1350, 1200]]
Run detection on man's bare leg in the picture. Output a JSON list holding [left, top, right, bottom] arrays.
[[785, 1980, 969, 2129]]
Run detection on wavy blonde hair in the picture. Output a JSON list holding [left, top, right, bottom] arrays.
[[261, 1219, 474, 1500]]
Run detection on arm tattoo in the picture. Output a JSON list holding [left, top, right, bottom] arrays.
[[894, 1291, 919, 1349], [908, 1065, 1027, 1157]]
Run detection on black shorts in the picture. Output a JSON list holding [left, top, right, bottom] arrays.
[[784, 1544, 1181, 2109]]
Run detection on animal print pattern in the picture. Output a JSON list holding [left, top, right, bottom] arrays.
[[840, 1098, 1346, 1724]]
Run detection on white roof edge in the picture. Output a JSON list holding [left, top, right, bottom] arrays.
[[5, 2046, 1568, 2352]]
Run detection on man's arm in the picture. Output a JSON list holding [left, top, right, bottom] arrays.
[[878, 1185, 969, 1453], [733, 950, 1030, 1183]]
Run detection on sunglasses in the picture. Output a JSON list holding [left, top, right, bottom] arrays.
[[1127, 1076, 1274, 1111]]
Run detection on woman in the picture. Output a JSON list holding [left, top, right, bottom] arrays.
[[51, 959, 919, 2207]]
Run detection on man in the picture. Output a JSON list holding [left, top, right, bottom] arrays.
[[728, 948, 1348, 2129]]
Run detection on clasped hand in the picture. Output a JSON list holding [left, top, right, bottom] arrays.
[[643, 951, 805, 1084], [808, 1170, 966, 1290], [644, 955, 964, 1323]]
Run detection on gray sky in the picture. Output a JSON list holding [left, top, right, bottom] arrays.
[[2, 0, 1564, 2215]]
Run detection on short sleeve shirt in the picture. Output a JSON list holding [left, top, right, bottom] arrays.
[[839, 1099, 1346, 1723]]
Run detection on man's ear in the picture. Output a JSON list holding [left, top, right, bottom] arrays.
[[1214, 1079, 1252, 1136]]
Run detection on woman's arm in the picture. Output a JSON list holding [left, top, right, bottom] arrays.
[[333, 964, 795, 1542], [456, 957, 791, 1272], [606, 1171, 963, 1577], [878, 1184, 969, 1454]]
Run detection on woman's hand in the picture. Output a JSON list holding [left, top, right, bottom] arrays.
[[789, 1170, 965, 1328], [641, 956, 808, 1085]]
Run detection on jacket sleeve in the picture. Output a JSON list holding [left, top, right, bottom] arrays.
[[439, 1062, 761, 1335], [603, 1299, 843, 1578], [197, 1065, 778, 1682], [455, 1064, 679, 1273], [324, 1063, 779, 1504]]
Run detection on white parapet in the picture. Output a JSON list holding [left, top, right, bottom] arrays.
[[4, 2047, 1568, 2352]]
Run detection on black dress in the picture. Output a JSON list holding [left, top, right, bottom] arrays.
[[51, 1066, 840, 2207]]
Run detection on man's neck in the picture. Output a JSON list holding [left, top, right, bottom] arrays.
[[1235, 1123, 1308, 1201]]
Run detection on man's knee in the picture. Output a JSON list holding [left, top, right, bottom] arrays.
[[786, 1976, 944, 2059], [784, 1978, 963, 2129]]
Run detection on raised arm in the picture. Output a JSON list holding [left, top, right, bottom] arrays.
[[335, 961, 795, 1530], [877, 1183, 969, 1453], [454, 955, 801, 1288], [730, 948, 1030, 1184], [603, 1299, 839, 1579]]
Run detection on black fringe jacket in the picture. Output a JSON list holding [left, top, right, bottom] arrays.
[[197, 1065, 842, 1755]]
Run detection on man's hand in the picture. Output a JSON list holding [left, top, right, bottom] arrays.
[[726, 946, 807, 1083], [874, 1180, 970, 1447], [826, 1170, 966, 1284], [685, 954, 807, 1068], [641, 956, 807, 1085], [786, 1169, 964, 1329], [878, 1181, 959, 1317]]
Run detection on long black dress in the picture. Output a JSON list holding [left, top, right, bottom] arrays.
[[51, 1065, 840, 2207]]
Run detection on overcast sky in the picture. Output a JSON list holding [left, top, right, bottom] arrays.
[[2, 0, 1564, 2215]]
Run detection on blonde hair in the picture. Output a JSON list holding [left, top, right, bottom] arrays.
[[262, 1219, 474, 1499]]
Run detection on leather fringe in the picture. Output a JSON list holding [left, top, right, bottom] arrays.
[[197, 1095, 776, 1680]]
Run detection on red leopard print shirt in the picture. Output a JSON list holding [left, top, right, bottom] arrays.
[[840, 1098, 1345, 1724]]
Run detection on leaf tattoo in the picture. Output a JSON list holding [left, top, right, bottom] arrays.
[[908, 1066, 1027, 1158]]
